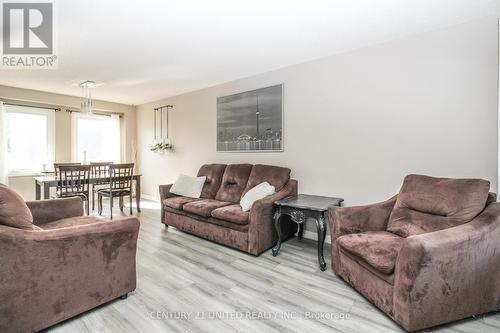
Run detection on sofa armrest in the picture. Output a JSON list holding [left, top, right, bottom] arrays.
[[6, 216, 140, 242], [26, 197, 84, 225], [0, 217, 140, 332], [327, 195, 396, 241], [392, 203, 500, 332], [247, 179, 298, 255], [159, 184, 175, 225], [159, 184, 175, 202]]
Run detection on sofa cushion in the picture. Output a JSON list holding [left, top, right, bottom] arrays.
[[243, 164, 291, 196], [163, 196, 201, 210], [339, 250, 395, 285], [170, 174, 206, 198], [183, 199, 232, 217], [38, 216, 105, 230], [240, 182, 275, 212], [211, 204, 249, 225], [163, 205, 249, 232], [337, 231, 404, 275], [197, 164, 227, 199], [387, 174, 490, 237], [0, 184, 34, 230], [215, 164, 253, 203]]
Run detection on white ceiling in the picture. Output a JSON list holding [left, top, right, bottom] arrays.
[[0, 0, 499, 105]]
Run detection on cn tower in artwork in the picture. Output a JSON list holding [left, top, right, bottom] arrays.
[[255, 96, 260, 139]]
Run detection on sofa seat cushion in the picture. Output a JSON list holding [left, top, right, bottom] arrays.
[[339, 249, 395, 285], [337, 231, 404, 274], [38, 216, 105, 230], [387, 174, 490, 237], [164, 205, 249, 232], [183, 199, 232, 217], [163, 196, 201, 210], [211, 204, 249, 225]]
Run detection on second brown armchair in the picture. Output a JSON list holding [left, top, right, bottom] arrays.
[[328, 174, 500, 332]]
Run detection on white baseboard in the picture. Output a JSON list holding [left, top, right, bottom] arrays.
[[300, 230, 332, 244], [141, 193, 160, 202]]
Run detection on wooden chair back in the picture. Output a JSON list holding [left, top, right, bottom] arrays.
[[57, 165, 91, 196], [109, 163, 134, 191], [54, 162, 81, 177], [90, 162, 113, 185]]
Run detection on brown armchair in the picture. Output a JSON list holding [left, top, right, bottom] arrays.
[[0, 197, 140, 333], [328, 174, 500, 332]]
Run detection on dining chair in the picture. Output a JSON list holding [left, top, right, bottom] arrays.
[[90, 162, 113, 211], [98, 163, 134, 219], [54, 162, 81, 178], [55, 165, 91, 215]]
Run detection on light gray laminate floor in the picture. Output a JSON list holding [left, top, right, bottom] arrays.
[[46, 200, 500, 333]]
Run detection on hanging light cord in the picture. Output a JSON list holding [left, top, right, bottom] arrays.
[[153, 108, 157, 140]]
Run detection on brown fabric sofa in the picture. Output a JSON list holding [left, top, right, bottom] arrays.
[[159, 164, 297, 255], [328, 174, 500, 332], [0, 196, 140, 333]]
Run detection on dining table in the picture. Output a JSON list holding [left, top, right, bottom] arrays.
[[33, 173, 142, 212]]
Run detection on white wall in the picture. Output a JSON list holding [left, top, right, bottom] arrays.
[[136, 17, 498, 211], [0, 85, 136, 200]]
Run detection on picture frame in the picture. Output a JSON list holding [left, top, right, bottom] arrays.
[[216, 84, 283, 152]]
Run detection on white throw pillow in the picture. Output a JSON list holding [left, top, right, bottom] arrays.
[[170, 174, 206, 198], [240, 182, 275, 212]]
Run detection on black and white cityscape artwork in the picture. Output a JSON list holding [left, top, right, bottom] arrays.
[[217, 84, 283, 152]]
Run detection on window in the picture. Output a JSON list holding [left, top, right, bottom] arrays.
[[5, 106, 55, 175], [71, 113, 121, 163]]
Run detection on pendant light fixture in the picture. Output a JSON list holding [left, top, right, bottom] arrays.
[[151, 104, 174, 153], [79, 80, 95, 114]]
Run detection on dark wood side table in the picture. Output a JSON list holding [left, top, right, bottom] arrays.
[[272, 194, 344, 271]]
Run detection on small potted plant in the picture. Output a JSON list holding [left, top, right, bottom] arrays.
[[150, 139, 173, 153]]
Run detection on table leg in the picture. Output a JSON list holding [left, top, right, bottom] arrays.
[[135, 176, 141, 212], [315, 213, 327, 271], [272, 210, 283, 256], [35, 180, 41, 200], [43, 183, 50, 199], [298, 223, 304, 240]]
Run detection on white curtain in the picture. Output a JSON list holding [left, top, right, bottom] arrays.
[[0, 102, 8, 185]]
